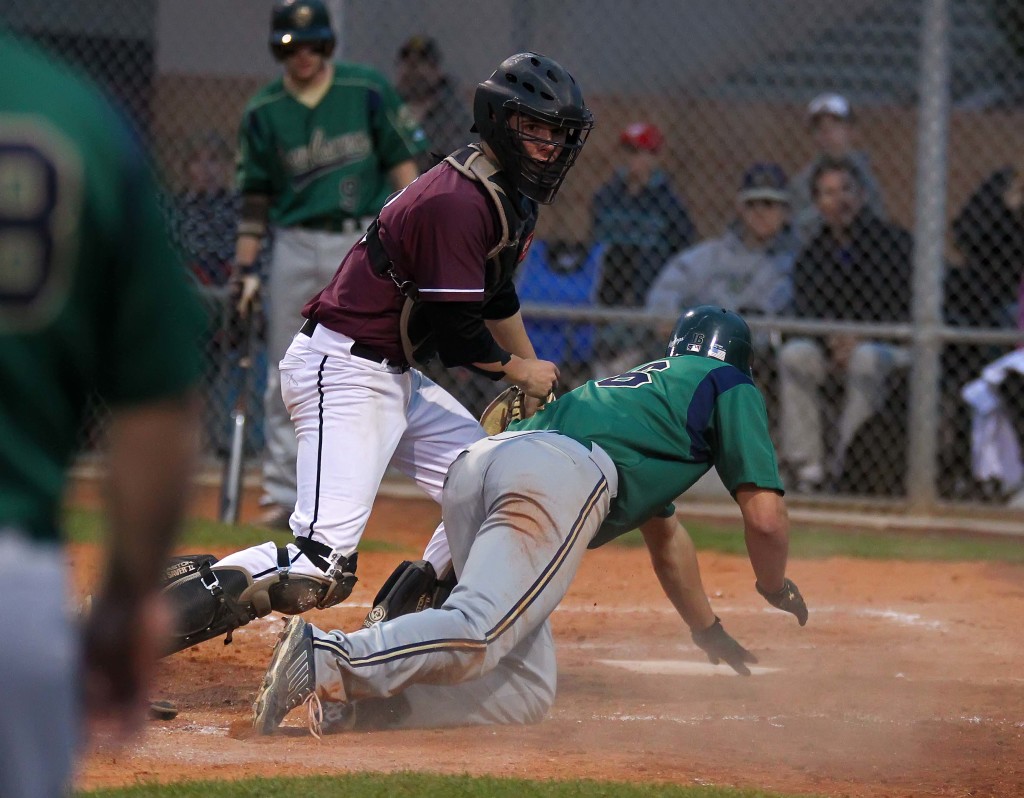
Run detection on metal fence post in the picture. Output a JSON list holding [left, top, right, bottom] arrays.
[[907, 0, 951, 511]]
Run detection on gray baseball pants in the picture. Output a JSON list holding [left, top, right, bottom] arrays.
[[0, 534, 77, 798], [778, 338, 910, 480], [309, 431, 618, 729]]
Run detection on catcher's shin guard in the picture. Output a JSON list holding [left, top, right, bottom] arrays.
[[162, 559, 260, 655], [162, 548, 359, 655]]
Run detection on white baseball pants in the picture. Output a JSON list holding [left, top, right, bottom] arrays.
[[217, 321, 484, 583]]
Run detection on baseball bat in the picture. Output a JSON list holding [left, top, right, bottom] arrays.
[[219, 303, 257, 524]]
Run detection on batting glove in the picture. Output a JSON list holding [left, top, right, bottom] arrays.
[[756, 577, 809, 626], [691, 617, 757, 676]]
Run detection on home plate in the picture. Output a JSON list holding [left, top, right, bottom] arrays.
[[596, 659, 780, 676]]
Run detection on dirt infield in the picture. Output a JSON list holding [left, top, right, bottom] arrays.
[[72, 490, 1024, 797]]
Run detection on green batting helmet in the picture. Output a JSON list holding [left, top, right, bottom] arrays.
[[666, 305, 753, 375], [269, 0, 335, 61]]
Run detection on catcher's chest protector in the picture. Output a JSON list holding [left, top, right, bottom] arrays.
[[444, 145, 538, 299], [397, 146, 538, 367]]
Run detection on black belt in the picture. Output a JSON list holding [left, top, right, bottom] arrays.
[[295, 216, 370, 234], [299, 319, 408, 371]]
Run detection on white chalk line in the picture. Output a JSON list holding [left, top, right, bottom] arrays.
[[579, 711, 1024, 729], [596, 659, 779, 676], [552, 603, 946, 630], [229, 603, 945, 647]]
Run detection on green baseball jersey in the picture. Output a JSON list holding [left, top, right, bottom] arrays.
[[0, 33, 204, 543], [512, 356, 783, 547], [237, 61, 429, 225]]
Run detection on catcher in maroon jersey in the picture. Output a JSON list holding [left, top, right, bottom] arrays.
[[162, 52, 594, 655]]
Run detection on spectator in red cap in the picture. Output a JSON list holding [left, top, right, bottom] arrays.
[[591, 121, 696, 308], [789, 92, 886, 243]]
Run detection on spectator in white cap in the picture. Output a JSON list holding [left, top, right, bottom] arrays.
[[789, 92, 886, 243]]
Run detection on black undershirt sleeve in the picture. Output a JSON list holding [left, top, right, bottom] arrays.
[[481, 278, 521, 320], [421, 302, 510, 376]]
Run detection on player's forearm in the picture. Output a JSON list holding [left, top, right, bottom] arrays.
[[486, 312, 538, 360], [737, 487, 790, 593], [234, 234, 262, 271], [640, 516, 716, 632], [102, 393, 200, 599], [237, 193, 270, 248], [389, 160, 418, 190]]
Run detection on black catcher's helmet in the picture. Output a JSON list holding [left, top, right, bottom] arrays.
[[269, 0, 335, 61], [473, 52, 594, 204], [666, 305, 753, 375]]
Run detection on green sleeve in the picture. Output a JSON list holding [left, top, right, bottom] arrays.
[[237, 103, 275, 196], [711, 384, 784, 494]]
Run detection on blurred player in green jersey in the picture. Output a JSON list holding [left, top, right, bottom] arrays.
[[0, 31, 203, 797]]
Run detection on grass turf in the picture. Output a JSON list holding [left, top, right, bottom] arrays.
[[64, 506, 1024, 562], [79, 772, 808, 798]]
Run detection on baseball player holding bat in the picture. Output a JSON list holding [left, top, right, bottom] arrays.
[[232, 0, 427, 529], [161, 51, 593, 656], [252, 306, 809, 735]]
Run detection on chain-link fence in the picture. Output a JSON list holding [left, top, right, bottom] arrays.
[[4, 0, 1024, 513]]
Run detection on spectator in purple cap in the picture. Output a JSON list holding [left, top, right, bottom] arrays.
[[789, 92, 886, 243], [646, 162, 796, 328]]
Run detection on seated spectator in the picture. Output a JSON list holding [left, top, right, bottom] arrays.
[[591, 122, 697, 307], [948, 162, 1024, 329], [778, 156, 912, 492], [789, 93, 886, 244], [170, 131, 237, 290], [394, 35, 472, 173], [168, 131, 266, 457], [590, 122, 696, 377], [937, 164, 1024, 497], [516, 239, 604, 389], [646, 161, 797, 338]]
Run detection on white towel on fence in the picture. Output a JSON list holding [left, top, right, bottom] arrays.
[[961, 349, 1024, 492]]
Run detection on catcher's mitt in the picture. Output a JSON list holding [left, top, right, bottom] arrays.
[[479, 386, 555, 435]]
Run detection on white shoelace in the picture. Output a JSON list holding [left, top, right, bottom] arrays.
[[305, 692, 323, 740]]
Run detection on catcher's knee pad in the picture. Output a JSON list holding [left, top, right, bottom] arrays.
[[162, 554, 219, 586], [290, 537, 358, 610], [432, 564, 457, 609]]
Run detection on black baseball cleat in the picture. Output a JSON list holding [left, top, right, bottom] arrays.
[[252, 616, 316, 734]]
